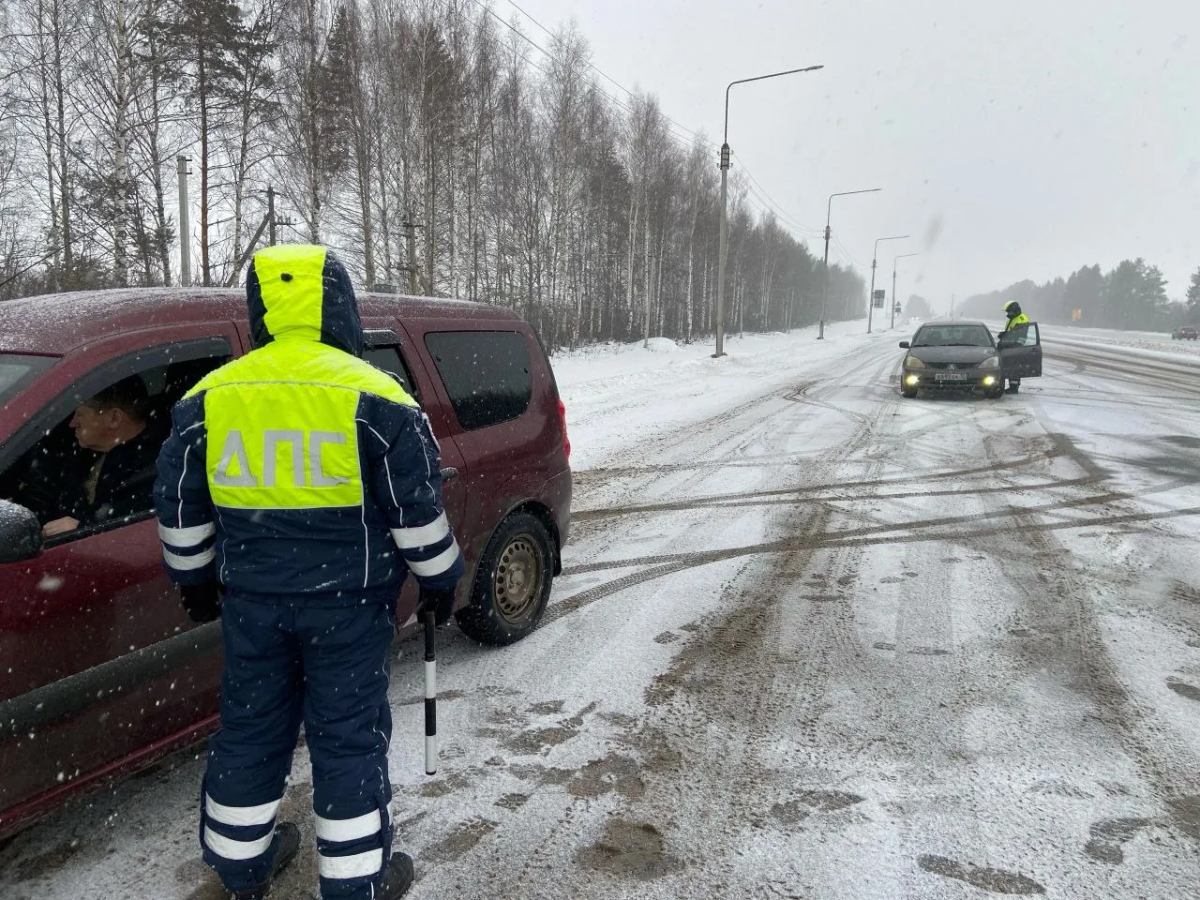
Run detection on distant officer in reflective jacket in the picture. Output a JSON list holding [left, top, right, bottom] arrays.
[[154, 244, 462, 900], [1002, 300, 1032, 393]]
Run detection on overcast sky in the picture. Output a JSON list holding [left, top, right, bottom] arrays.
[[511, 0, 1198, 313]]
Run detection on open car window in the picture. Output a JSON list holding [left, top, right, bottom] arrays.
[[1001, 324, 1040, 347], [0, 346, 230, 541]]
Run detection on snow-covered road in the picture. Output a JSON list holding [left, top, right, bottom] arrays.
[[5, 322, 1200, 899]]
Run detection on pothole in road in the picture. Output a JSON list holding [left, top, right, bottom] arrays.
[[1084, 817, 1153, 864], [1166, 678, 1200, 702], [419, 770, 474, 798], [493, 792, 529, 810], [771, 789, 866, 825], [12, 840, 83, 883], [917, 855, 1045, 894], [567, 753, 646, 801], [419, 818, 498, 863], [502, 702, 599, 755], [1169, 795, 1200, 840], [576, 819, 682, 881]]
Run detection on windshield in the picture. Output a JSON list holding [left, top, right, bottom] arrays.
[[0, 354, 54, 407], [911, 325, 994, 348]]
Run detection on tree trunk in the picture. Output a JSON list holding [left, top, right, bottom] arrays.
[[111, 5, 132, 287], [53, 0, 72, 285], [198, 47, 211, 286]]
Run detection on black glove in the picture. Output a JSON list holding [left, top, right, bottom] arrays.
[[180, 581, 223, 623], [419, 588, 456, 628]]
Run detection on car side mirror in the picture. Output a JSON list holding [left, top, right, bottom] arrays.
[[898, 341, 910, 349], [0, 500, 43, 564], [997, 335, 1017, 349]]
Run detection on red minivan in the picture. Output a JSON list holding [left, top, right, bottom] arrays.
[[0, 288, 571, 839]]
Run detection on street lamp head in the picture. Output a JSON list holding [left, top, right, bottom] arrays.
[[724, 64, 825, 144], [873, 234, 910, 258]]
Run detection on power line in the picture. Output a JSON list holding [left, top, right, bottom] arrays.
[[472, 0, 810, 239], [832, 235, 866, 270], [499, 0, 708, 146], [730, 153, 825, 236]]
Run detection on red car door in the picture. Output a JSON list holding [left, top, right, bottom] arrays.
[[0, 326, 241, 833], [361, 321, 470, 626]]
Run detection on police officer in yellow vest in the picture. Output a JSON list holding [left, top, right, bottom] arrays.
[[154, 244, 462, 900], [1002, 300, 1031, 394]]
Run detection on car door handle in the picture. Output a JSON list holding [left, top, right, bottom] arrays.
[[440, 467, 459, 481]]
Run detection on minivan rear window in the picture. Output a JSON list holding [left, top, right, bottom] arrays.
[[0, 354, 55, 408], [424, 331, 532, 431]]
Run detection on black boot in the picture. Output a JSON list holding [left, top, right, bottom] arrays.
[[230, 822, 301, 900], [380, 851, 416, 900], [1005, 380, 1020, 394]]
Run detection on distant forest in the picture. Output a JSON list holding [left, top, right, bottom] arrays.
[[960, 261, 1200, 331], [0, 0, 865, 349]]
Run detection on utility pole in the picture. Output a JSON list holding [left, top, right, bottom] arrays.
[[868, 234, 908, 334], [715, 64, 824, 358], [892, 266, 898, 329], [891, 252, 920, 329], [266, 186, 277, 246], [716, 141, 730, 356], [177, 156, 191, 287], [819, 188, 881, 340], [401, 215, 423, 295]]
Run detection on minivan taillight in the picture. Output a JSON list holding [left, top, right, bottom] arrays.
[[557, 398, 571, 461]]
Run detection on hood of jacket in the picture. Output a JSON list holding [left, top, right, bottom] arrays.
[[245, 244, 364, 356]]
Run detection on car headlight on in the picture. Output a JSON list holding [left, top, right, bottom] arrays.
[[905, 355, 927, 368], [979, 356, 1000, 369]]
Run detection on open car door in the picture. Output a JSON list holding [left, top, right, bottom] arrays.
[[999, 322, 1043, 379]]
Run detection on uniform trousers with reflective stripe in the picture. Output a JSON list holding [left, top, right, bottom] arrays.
[[201, 592, 395, 899]]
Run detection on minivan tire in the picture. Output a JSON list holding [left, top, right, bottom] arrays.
[[456, 511, 554, 646], [901, 385, 918, 399]]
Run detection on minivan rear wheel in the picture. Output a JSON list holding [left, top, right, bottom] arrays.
[[456, 512, 554, 646]]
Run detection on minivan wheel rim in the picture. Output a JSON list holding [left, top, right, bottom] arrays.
[[494, 537, 542, 623]]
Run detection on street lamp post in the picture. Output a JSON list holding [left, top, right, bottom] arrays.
[[715, 64, 824, 357], [892, 253, 920, 329], [819, 188, 881, 340], [868, 234, 908, 334]]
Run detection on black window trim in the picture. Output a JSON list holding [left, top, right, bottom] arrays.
[[424, 329, 534, 433], [361, 342, 421, 403], [1, 336, 233, 545]]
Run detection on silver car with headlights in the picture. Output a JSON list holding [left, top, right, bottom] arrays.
[[898, 320, 1006, 399]]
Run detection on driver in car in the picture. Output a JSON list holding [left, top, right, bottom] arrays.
[[40, 376, 167, 537]]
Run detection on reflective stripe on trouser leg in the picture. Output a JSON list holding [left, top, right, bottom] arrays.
[[200, 779, 285, 890], [202, 594, 304, 894], [316, 807, 387, 882], [301, 601, 395, 900]]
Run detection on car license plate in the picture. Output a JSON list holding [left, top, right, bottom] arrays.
[[934, 372, 969, 382]]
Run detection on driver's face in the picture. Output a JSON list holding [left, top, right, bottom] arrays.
[[69, 403, 115, 452]]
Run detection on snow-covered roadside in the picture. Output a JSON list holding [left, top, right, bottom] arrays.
[[1043, 323, 1200, 364], [7, 317, 1200, 900], [548, 321, 893, 469]]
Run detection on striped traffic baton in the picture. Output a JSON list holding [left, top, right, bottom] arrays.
[[423, 610, 438, 775]]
